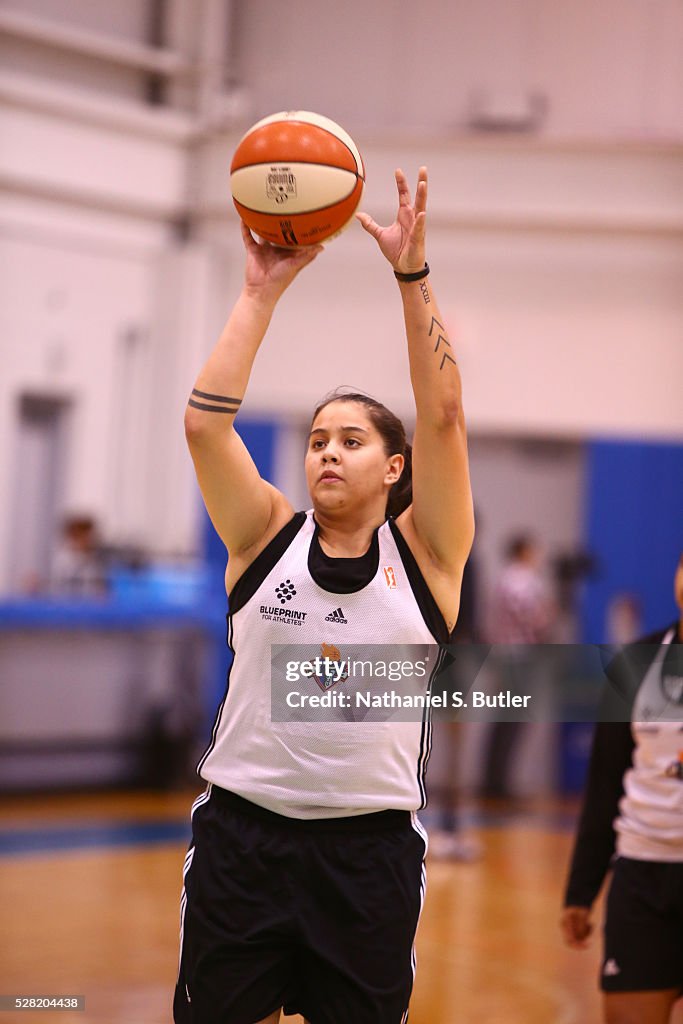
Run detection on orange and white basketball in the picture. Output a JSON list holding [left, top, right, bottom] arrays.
[[230, 111, 365, 247]]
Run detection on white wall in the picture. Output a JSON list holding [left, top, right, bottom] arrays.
[[0, 190, 206, 586], [4, 0, 683, 138], [1, 0, 682, 591], [238, 0, 683, 141]]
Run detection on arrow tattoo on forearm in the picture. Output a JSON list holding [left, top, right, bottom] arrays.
[[428, 316, 457, 370]]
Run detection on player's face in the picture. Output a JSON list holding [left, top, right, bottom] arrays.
[[305, 402, 403, 514], [674, 553, 683, 612]]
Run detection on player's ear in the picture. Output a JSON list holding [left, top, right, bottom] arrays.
[[385, 453, 404, 484]]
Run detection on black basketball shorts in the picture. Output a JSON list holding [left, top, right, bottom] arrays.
[[601, 856, 683, 993], [173, 785, 428, 1024]]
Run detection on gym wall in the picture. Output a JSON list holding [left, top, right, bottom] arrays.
[[1, 0, 682, 593]]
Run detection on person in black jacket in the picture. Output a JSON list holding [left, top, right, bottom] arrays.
[[561, 552, 683, 1024]]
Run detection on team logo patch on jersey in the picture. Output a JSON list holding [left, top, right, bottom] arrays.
[[325, 607, 348, 624], [261, 579, 305, 624], [275, 579, 296, 604], [314, 642, 349, 691], [259, 604, 307, 625], [382, 566, 398, 589]]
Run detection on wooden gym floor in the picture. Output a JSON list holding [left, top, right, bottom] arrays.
[[2, 790, 682, 1024]]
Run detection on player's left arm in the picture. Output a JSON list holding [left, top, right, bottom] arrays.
[[358, 167, 474, 572], [396, 259, 473, 572]]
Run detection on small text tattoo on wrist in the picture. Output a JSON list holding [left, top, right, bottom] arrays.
[[188, 388, 242, 415], [419, 281, 431, 304]]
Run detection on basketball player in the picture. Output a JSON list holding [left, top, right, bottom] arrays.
[[561, 552, 683, 1024], [174, 167, 474, 1024]]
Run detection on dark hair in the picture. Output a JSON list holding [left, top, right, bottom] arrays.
[[311, 388, 412, 518], [505, 534, 535, 562], [63, 514, 97, 538]]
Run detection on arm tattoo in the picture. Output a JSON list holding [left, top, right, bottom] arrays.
[[419, 281, 431, 304], [188, 388, 242, 415], [192, 388, 242, 405], [428, 317, 458, 371]]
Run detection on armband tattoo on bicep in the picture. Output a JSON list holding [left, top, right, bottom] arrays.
[[187, 388, 242, 415]]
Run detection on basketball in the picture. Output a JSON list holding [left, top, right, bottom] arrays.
[[230, 111, 365, 247]]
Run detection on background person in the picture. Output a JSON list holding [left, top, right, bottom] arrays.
[[481, 533, 555, 799], [428, 545, 484, 861], [561, 551, 683, 1024], [47, 514, 109, 597]]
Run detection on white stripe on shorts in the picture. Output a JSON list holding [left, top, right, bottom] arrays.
[[402, 812, 428, 1022], [191, 782, 212, 817], [177, 845, 195, 976]]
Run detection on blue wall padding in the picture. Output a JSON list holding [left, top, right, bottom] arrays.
[[558, 722, 596, 795], [581, 439, 683, 643]]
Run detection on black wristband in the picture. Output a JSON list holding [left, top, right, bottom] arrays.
[[394, 262, 430, 282]]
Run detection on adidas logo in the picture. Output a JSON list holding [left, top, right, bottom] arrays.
[[603, 959, 620, 977], [325, 607, 348, 624]]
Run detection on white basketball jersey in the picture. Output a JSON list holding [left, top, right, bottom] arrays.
[[198, 512, 448, 818], [616, 629, 683, 860]]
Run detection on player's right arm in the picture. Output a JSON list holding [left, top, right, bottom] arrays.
[[560, 720, 634, 949], [184, 223, 323, 557]]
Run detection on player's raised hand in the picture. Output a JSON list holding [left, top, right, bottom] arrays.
[[356, 167, 427, 275], [241, 221, 323, 302]]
